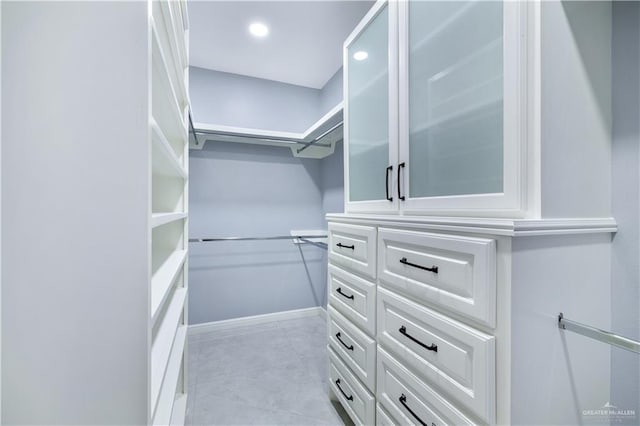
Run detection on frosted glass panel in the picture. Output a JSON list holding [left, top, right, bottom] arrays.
[[408, 1, 503, 198], [348, 6, 389, 202]]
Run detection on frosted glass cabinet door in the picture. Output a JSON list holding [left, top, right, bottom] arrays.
[[398, 1, 526, 216], [345, 0, 398, 213]]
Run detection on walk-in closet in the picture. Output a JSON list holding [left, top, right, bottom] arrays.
[[2, 1, 640, 425]]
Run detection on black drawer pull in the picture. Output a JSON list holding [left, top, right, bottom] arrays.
[[336, 332, 354, 351], [336, 287, 354, 300], [335, 379, 353, 401], [386, 165, 393, 201], [337, 243, 355, 250], [399, 326, 438, 352], [399, 394, 429, 426], [397, 162, 406, 201], [399, 257, 438, 273]]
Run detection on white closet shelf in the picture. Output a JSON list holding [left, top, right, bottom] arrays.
[[159, 1, 188, 76], [151, 119, 187, 179], [170, 394, 188, 426], [151, 18, 188, 109], [151, 288, 187, 415], [191, 102, 344, 159], [153, 325, 187, 425], [151, 212, 187, 228], [151, 249, 187, 324], [152, 27, 187, 145]]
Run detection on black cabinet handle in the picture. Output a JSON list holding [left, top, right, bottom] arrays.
[[397, 162, 406, 201], [335, 379, 353, 401], [399, 257, 438, 273], [386, 165, 393, 201], [336, 332, 354, 351], [336, 287, 354, 300], [399, 326, 437, 352], [337, 243, 355, 250], [399, 394, 429, 426]]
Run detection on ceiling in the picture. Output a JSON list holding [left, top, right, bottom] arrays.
[[187, 1, 374, 89]]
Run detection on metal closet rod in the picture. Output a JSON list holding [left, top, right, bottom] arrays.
[[189, 234, 327, 243], [296, 121, 344, 154], [193, 129, 333, 149], [558, 313, 640, 354], [299, 237, 328, 250]]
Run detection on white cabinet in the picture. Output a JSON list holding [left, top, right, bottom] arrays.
[[344, 0, 399, 213], [345, 0, 528, 216], [345, 0, 612, 219], [333, 1, 616, 424], [398, 1, 527, 215]]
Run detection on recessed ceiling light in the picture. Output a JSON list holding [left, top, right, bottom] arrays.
[[353, 51, 368, 61], [249, 22, 269, 38]]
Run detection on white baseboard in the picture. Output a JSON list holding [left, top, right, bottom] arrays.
[[188, 306, 325, 335], [318, 306, 327, 320]]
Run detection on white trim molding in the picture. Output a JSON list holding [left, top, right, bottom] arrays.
[[188, 306, 325, 335], [326, 213, 617, 237]]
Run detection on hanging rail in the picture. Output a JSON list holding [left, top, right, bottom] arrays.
[[192, 128, 334, 149], [299, 237, 328, 250], [296, 121, 343, 154], [558, 313, 640, 354], [189, 234, 327, 243]]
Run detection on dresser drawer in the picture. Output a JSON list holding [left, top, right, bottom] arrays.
[[328, 306, 376, 391], [329, 346, 376, 426], [378, 228, 496, 328], [377, 347, 476, 426], [329, 222, 377, 279], [376, 403, 396, 426], [328, 264, 376, 336], [377, 288, 495, 423]]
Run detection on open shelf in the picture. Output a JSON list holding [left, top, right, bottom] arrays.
[[192, 102, 343, 159], [170, 394, 188, 426], [151, 249, 187, 325], [153, 326, 187, 425], [151, 288, 187, 415], [149, 1, 188, 423], [151, 212, 187, 229], [152, 26, 187, 156], [158, 1, 188, 81], [151, 17, 188, 110], [152, 119, 187, 179]]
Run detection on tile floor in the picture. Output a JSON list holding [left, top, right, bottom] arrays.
[[186, 314, 352, 425]]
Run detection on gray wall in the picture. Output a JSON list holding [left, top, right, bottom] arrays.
[[190, 66, 321, 132], [611, 2, 640, 422], [321, 141, 345, 217], [189, 141, 344, 324], [318, 141, 344, 309], [190, 66, 344, 133], [320, 68, 344, 116], [541, 1, 612, 218]]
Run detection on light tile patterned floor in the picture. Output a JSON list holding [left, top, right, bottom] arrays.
[[186, 315, 351, 426]]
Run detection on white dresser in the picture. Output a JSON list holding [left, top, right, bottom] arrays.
[[329, 1, 617, 425]]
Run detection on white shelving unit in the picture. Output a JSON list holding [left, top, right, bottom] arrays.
[[150, 0, 190, 424], [191, 102, 344, 159]]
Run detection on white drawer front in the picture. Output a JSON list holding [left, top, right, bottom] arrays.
[[376, 403, 396, 426], [377, 288, 495, 423], [377, 347, 476, 426], [328, 264, 376, 336], [328, 306, 376, 391], [329, 222, 377, 279], [329, 346, 376, 426], [378, 228, 496, 328]]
